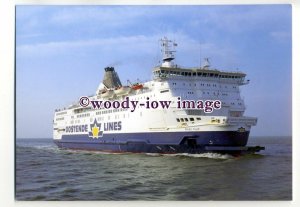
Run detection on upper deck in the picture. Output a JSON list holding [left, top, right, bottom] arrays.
[[154, 37, 248, 85]]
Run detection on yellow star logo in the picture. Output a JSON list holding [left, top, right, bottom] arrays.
[[91, 124, 99, 139]]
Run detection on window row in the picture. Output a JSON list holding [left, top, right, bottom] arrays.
[[77, 113, 90, 118], [176, 117, 201, 122], [158, 70, 243, 79], [173, 82, 238, 89]]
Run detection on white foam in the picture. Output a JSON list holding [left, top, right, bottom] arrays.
[[162, 152, 234, 159], [32, 145, 62, 153], [29, 145, 234, 159], [145, 153, 162, 157]]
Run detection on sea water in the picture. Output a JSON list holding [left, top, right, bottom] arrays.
[[15, 136, 292, 200]]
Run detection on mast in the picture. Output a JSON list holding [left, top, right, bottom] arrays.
[[160, 37, 177, 68]]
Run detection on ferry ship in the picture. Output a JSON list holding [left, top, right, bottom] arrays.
[[53, 37, 264, 154]]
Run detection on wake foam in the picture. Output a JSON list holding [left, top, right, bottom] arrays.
[[26, 145, 234, 159], [161, 152, 234, 159]]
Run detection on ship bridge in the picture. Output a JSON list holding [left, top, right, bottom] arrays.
[[152, 66, 248, 85]]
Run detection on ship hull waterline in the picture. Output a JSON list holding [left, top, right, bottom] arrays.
[[53, 131, 264, 155]]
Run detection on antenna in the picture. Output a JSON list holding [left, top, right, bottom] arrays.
[[199, 42, 202, 69]]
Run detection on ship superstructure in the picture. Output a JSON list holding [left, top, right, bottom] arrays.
[[53, 37, 263, 154]]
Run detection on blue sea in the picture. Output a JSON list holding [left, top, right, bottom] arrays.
[[15, 136, 292, 200]]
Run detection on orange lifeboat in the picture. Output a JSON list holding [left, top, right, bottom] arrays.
[[131, 83, 143, 90]]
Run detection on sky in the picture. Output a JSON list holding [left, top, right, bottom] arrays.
[[16, 5, 292, 138]]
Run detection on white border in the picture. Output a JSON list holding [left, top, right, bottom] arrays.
[[0, 0, 298, 207]]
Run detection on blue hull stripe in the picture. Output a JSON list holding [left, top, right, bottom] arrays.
[[54, 131, 250, 154]]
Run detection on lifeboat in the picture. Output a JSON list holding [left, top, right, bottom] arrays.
[[131, 83, 143, 90], [114, 86, 132, 96], [101, 90, 115, 99]]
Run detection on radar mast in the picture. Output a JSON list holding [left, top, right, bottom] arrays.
[[160, 37, 177, 68]]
